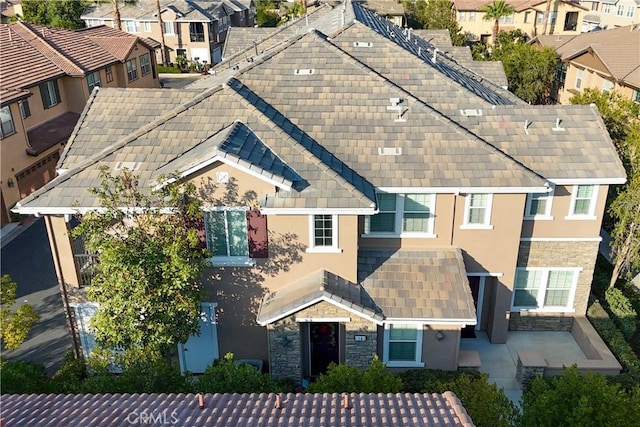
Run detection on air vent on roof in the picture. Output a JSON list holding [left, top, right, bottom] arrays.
[[294, 69, 315, 75], [113, 161, 141, 171], [552, 117, 565, 132], [460, 109, 483, 117], [378, 147, 402, 156], [354, 41, 373, 48]]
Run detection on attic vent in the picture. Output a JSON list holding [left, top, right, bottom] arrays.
[[552, 117, 565, 132], [113, 161, 141, 171], [460, 109, 483, 117], [354, 41, 373, 48], [387, 98, 407, 122], [294, 69, 315, 75], [378, 147, 402, 156]]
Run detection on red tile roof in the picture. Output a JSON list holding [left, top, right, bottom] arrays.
[[1, 392, 476, 426]]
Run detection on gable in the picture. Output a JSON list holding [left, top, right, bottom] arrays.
[[570, 49, 611, 76]]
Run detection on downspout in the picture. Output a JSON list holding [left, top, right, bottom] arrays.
[[450, 193, 458, 246], [46, 215, 81, 359]]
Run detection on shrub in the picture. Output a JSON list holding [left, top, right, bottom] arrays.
[[197, 353, 284, 393], [399, 368, 482, 392], [605, 287, 637, 339], [308, 356, 403, 393], [360, 356, 403, 393], [0, 358, 52, 394], [157, 65, 181, 74]]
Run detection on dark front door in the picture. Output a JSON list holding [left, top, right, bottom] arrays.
[[310, 322, 339, 376], [462, 276, 481, 338]]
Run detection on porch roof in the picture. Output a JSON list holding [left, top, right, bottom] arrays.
[[256, 270, 384, 326]]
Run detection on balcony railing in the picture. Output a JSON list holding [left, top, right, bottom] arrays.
[[72, 234, 98, 288]]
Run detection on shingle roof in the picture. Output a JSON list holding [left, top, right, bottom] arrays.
[[358, 249, 476, 322], [534, 25, 640, 88], [257, 270, 384, 325], [1, 392, 476, 427]]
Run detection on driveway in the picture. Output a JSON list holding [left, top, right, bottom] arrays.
[[159, 73, 206, 89], [1, 218, 73, 374]]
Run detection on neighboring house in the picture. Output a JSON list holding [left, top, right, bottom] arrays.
[[578, 0, 640, 32], [81, 0, 256, 65], [532, 24, 640, 104], [361, 0, 405, 26], [1, 392, 476, 426], [13, 1, 625, 381], [0, 0, 21, 23], [454, 0, 588, 43], [0, 22, 160, 225]]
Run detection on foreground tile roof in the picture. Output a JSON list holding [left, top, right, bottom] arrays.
[[1, 392, 475, 427]]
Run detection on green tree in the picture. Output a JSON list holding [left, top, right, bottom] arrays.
[[609, 169, 640, 288], [72, 168, 208, 353], [480, 0, 515, 45], [21, 0, 87, 29], [307, 356, 403, 393], [0, 275, 39, 350], [256, 0, 280, 27], [520, 366, 640, 427], [403, 0, 467, 46]]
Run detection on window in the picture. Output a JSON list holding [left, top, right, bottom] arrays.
[[512, 269, 579, 310], [203, 209, 267, 266], [105, 66, 113, 83], [575, 68, 584, 89], [87, 71, 101, 91], [525, 189, 554, 219], [384, 324, 423, 367], [123, 20, 140, 33], [568, 184, 598, 218], [459, 11, 466, 21], [499, 13, 514, 24], [469, 11, 475, 21], [139, 54, 151, 76], [126, 58, 138, 82], [626, 5, 635, 18], [73, 303, 99, 359], [536, 11, 544, 24], [591, 2, 598, 11], [219, 16, 229, 33], [0, 106, 15, 138], [603, 4, 612, 14], [616, 4, 625, 16], [633, 89, 640, 104], [163, 21, 174, 35], [524, 11, 530, 23], [190, 22, 205, 42], [19, 99, 30, 119], [307, 214, 340, 252], [142, 21, 152, 32], [365, 193, 436, 236], [462, 194, 493, 228], [549, 11, 557, 24], [602, 79, 613, 93], [39, 80, 60, 109]]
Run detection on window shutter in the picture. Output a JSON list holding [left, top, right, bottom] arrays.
[[39, 83, 49, 108], [185, 215, 206, 250], [246, 210, 268, 258]]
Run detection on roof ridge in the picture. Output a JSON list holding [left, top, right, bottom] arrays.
[[13, 22, 86, 75]]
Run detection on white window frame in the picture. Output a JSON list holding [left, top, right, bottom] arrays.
[[566, 184, 598, 220], [87, 71, 101, 91], [139, 53, 151, 76], [602, 79, 613, 93], [603, 3, 612, 13], [511, 267, 581, 312], [142, 21, 152, 32], [19, 99, 30, 119], [40, 80, 59, 109], [307, 214, 341, 253], [524, 188, 554, 220], [126, 58, 138, 82], [364, 193, 436, 238], [383, 323, 424, 368], [469, 11, 476, 21], [633, 89, 640, 104], [575, 68, 584, 89], [459, 11, 466, 21], [0, 105, 15, 138], [204, 208, 255, 267], [626, 5, 635, 18], [123, 19, 140, 33], [616, 4, 625, 16], [461, 193, 493, 229], [163, 21, 175, 35]]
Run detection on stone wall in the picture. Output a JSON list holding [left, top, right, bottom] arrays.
[[268, 301, 378, 380], [510, 240, 599, 331]]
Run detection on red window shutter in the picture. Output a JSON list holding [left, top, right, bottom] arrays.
[[247, 210, 268, 258], [184, 215, 206, 250]]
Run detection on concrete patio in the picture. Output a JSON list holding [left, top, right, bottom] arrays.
[[460, 331, 589, 404]]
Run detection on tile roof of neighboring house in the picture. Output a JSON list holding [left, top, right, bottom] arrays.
[[534, 25, 640, 88], [358, 249, 476, 322], [412, 29, 453, 47], [512, 0, 587, 12], [453, 0, 582, 11], [1, 392, 476, 427], [0, 88, 30, 107], [26, 112, 81, 156], [362, 0, 405, 16], [257, 269, 384, 325], [0, 22, 152, 92]]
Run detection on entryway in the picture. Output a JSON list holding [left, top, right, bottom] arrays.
[[178, 302, 219, 374], [462, 276, 486, 338], [301, 322, 341, 378]]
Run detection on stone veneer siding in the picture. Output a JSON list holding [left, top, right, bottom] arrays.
[[268, 301, 378, 380], [509, 240, 599, 331]]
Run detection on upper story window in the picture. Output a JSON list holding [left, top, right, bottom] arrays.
[[190, 22, 205, 42], [139, 54, 151, 76], [105, 66, 113, 83], [19, 99, 30, 119], [126, 58, 138, 82], [40, 80, 60, 109], [525, 190, 554, 219], [626, 5, 635, 18], [462, 193, 493, 229], [591, 2, 598, 11], [459, 11, 466, 21], [307, 215, 340, 253], [499, 13, 514, 24], [383, 324, 424, 368], [87, 71, 101, 91], [365, 193, 436, 236], [123, 20, 140, 33], [603, 4, 612, 14], [575, 68, 584, 89], [512, 268, 579, 311], [142, 21, 152, 32], [203, 209, 267, 266], [0, 106, 15, 138], [567, 184, 598, 219], [219, 16, 229, 32], [633, 89, 640, 104], [469, 11, 475, 21], [602, 79, 613, 93], [616, 4, 625, 16], [163, 21, 175, 35], [524, 11, 531, 23]]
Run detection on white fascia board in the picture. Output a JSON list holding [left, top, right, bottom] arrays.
[[383, 318, 477, 325], [520, 237, 602, 242], [260, 207, 377, 215], [11, 206, 179, 216], [548, 177, 626, 185], [467, 272, 504, 277], [377, 186, 551, 194]]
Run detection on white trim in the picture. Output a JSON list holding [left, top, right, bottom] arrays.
[[260, 207, 376, 215], [520, 237, 602, 242], [548, 178, 625, 185], [382, 318, 476, 325], [382, 323, 424, 367], [564, 215, 598, 221], [524, 187, 555, 219], [361, 233, 438, 238], [377, 186, 551, 194], [208, 256, 256, 267], [474, 276, 486, 331], [467, 272, 503, 277], [462, 193, 493, 228], [364, 193, 436, 236], [567, 184, 599, 218], [511, 267, 582, 312], [307, 214, 342, 253], [295, 317, 351, 322]]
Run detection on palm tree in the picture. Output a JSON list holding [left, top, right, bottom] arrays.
[[480, 0, 515, 45], [155, 0, 168, 66], [111, 0, 122, 30], [542, 0, 552, 35]]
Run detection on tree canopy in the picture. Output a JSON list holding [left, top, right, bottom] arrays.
[[255, 0, 280, 27], [480, 0, 515, 44], [73, 168, 209, 353], [0, 275, 39, 350], [21, 0, 87, 29], [403, 0, 467, 46]]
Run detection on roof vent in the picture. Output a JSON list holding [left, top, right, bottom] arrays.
[[460, 109, 483, 117], [113, 161, 141, 171], [378, 147, 402, 156], [294, 69, 315, 75], [354, 41, 373, 48], [552, 117, 565, 132], [386, 98, 406, 122]]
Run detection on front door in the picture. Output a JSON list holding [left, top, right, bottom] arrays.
[[310, 322, 339, 377], [178, 303, 219, 374]]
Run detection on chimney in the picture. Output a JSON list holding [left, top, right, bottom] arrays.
[[198, 393, 205, 409], [275, 394, 282, 409], [342, 394, 351, 409]]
